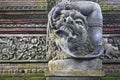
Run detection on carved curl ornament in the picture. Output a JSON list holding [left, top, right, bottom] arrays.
[[0, 36, 46, 61]]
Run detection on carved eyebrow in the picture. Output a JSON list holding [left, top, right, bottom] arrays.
[[75, 19, 84, 25]]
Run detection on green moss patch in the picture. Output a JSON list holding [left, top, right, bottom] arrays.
[[0, 77, 45, 80], [101, 6, 120, 11], [102, 77, 120, 80]]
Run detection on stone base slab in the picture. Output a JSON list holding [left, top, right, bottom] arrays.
[[45, 70, 104, 77], [47, 58, 104, 76], [46, 76, 101, 80], [48, 58, 102, 71]]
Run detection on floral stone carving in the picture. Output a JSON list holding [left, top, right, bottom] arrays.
[[0, 36, 47, 61]]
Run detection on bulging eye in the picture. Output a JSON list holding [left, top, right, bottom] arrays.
[[75, 19, 84, 25], [76, 21, 81, 23], [75, 21, 83, 25]]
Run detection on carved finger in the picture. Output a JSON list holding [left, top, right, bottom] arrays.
[[52, 6, 62, 21], [55, 18, 64, 29]]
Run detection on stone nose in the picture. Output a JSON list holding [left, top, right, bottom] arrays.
[[65, 16, 73, 24]]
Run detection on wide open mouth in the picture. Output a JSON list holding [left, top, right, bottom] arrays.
[[55, 22, 89, 57], [57, 37, 104, 58], [55, 22, 104, 58]]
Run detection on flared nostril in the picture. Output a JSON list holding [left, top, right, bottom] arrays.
[[71, 21, 73, 24], [66, 16, 73, 24], [64, 18, 66, 22]]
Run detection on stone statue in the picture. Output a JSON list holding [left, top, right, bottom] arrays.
[[46, 0, 104, 77], [47, 1, 104, 59]]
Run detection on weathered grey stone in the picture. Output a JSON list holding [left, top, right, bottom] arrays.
[[49, 58, 102, 71], [47, 58, 104, 76], [47, 0, 104, 78], [46, 76, 101, 80], [47, 1, 104, 59]]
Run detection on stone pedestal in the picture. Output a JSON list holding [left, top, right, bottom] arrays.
[[46, 76, 101, 80], [46, 58, 104, 80]]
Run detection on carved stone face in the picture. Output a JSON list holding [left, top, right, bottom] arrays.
[[48, 5, 103, 58], [50, 10, 93, 57], [56, 16, 87, 54]]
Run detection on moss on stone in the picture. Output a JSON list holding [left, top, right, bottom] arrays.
[[101, 6, 120, 11], [22, 64, 36, 69], [102, 77, 120, 80], [0, 73, 45, 77], [25, 77, 45, 80], [0, 77, 45, 80]]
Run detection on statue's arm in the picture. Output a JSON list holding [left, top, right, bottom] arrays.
[[69, 1, 103, 27], [70, 1, 103, 46], [53, 1, 103, 26]]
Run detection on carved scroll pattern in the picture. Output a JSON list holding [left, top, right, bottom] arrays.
[[100, 37, 120, 61], [0, 36, 47, 61]]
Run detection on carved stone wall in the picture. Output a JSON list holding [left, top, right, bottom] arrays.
[[0, 0, 119, 77], [101, 36, 120, 62], [103, 63, 120, 77], [0, 35, 47, 62], [0, 0, 48, 62], [0, 0, 47, 10]]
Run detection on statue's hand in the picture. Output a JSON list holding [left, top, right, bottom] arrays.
[[52, 3, 67, 21], [52, 2, 74, 21]]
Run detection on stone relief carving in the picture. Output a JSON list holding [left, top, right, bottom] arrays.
[[101, 38, 120, 61], [0, 36, 46, 61], [0, 24, 47, 27]]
